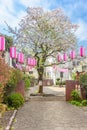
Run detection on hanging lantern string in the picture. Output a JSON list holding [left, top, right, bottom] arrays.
[[0, 36, 87, 68], [27, 57, 37, 66], [57, 46, 86, 63]]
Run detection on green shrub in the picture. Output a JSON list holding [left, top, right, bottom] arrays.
[[62, 81, 66, 85], [56, 81, 59, 85], [6, 93, 24, 109], [56, 78, 60, 85], [79, 72, 87, 90], [7, 69, 23, 88], [71, 72, 76, 80], [29, 75, 38, 86], [56, 78, 60, 81], [56, 79, 65, 86], [3, 69, 23, 100], [71, 90, 81, 101], [82, 100, 87, 106], [70, 100, 82, 106], [25, 78, 30, 90], [23, 75, 30, 90]]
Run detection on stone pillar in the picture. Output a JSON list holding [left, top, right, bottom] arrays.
[[66, 80, 79, 101], [15, 80, 25, 97]]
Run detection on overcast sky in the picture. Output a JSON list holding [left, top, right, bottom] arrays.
[[0, 0, 87, 47]]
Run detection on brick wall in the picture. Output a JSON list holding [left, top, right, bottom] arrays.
[[15, 80, 25, 97]]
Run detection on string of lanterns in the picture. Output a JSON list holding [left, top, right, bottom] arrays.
[[0, 36, 37, 71], [54, 47, 85, 72], [0, 36, 86, 71], [57, 46, 85, 62]]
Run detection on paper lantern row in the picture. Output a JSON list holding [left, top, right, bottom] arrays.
[[10, 47, 37, 66], [10, 47, 24, 64], [52, 65, 68, 72], [0, 37, 37, 66], [16, 64, 33, 71], [57, 46, 85, 62], [0, 36, 86, 64]]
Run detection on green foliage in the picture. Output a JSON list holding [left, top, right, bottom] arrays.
[[29, 75, 38, 86], [0, 55, 11, 103], [56, 78, 60, 81], [0, 82, 2, 88], [3, 69, 23, 102], [71, 72, 76, 80], [56, 79, 65, 86], [70, 99, 87, 107], [6, 93, 24, 109], [56, 78, 60, 85], [70, 89, 87, 107], [0, 103, 7, 116], [81, 100, 87, 106], [70, 100, 82, 106], [23, 74, 30, 90], [56, 82, 59, 85], [62, 81, 66, 85], [79, 72, 87, 90], [8, 69, 23, 88], [71, 90, 81, 101], [5, 35, 13, 51]]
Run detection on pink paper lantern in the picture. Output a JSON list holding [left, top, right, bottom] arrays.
[[58, 68, 68, 72], [0, 36, 5, 51], [57, 55, 61, 62], [10, 47, 16, 58], [16, 63, 22, 70], [32, 58, 37, 66], [27, 58, 37, 66], [26, 66, 29, 71], [29, 66, 33, 70], [18, 53, 24, 64], [80, 46, 85, 57], [70, 50, 75, 59], [30, 58, 34, 66], [63, 53, 67, 61], [27, 58, 31, 65]]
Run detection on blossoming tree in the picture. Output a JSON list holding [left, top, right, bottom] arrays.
[[7, 7, 78, 93]]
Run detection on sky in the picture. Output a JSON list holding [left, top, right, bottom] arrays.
[[0, 0, 87, 47]]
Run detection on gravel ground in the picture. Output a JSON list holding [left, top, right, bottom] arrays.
[[11, 86, 87, 130], [0, 86, 65, 130], [1, 86, 87, 130], [12, 101, 87, 130]]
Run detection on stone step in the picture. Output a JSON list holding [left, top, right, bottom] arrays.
[[29, 96, 65, 101]]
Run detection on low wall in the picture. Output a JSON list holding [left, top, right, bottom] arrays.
[[43, 79, 54, 86], [30, 79, 54, 87]]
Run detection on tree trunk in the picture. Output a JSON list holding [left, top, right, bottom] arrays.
[[38, 82, 43, 93], [37, 66, 44, 93]]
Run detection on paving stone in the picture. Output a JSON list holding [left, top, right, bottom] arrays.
[[12, 101, 87, 130], [12, 86, 87, 130]]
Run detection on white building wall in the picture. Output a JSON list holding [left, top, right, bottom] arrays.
[[5, 51, 12, 67]]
